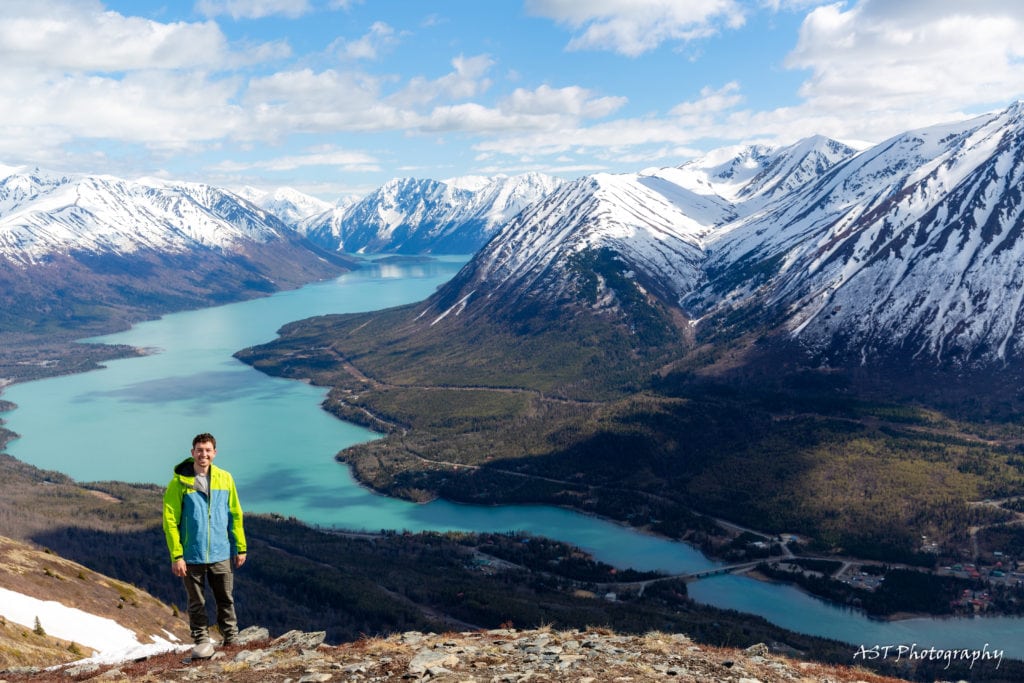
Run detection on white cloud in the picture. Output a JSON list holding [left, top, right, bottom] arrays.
[[786, 1, 1024, 114], [501, 85, 626, 119], [245, 68, 408, 133], [0, 1, 232, 71], [0, 1, 295, 169], [392, 54, 495, 107], [213, 147, 379, 172], [670, 82, 743, 117], [332, 21, 398, 60], [471, 81, 749, 161], [0, 67, 246, 149], [1, 0, 1020, 189], [526, 0, 746, 56], [416, 83, 626, 135], [195, 0, 312, 20]]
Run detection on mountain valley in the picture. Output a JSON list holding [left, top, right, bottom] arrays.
[[2, 450, 937, 680], [0, 168, 356, 384], [234, 103, 1024, 584], [5, 104, 1024, 678]]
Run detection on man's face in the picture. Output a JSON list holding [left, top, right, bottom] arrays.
[[191, 440, 216, 471]]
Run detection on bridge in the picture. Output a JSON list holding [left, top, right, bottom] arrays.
[[680, 561, 761, 581]]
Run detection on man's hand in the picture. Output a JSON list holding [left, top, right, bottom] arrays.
[[233, 553, 247, 569], [171, 558, 187, 577]]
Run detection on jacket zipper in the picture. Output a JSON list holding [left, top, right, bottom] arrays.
[[204, 473, 212, 563]]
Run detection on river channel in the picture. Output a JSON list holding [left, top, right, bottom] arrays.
[[3, 256, 1023, 659]]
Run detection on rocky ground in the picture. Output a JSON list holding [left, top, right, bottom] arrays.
[[2, 626, 915, 683]]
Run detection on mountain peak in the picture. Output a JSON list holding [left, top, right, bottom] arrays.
[[302, 172, 565, 255], [423, 102, 1024, 370]]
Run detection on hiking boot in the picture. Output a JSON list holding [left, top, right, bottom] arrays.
[[191, 641, 215, 659]]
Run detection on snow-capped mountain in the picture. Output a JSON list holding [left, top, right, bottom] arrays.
[[235, 186, 335, 230], [422, 102, 1024, 369], [301, 172, 563, 254], [0, 169, 318, 265], [0, 168, 352, 333], [428, 171, 722, 323], [426, 136, 855, 328], [694, 102, 1024, 365]]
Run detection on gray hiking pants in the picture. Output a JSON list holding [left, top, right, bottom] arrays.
[[182, 559, 237, 644]]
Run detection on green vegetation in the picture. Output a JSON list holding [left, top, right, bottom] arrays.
[[0, 335, 144, 386], [756, 564, 1013, 618], [3, 435, 1024, 679], [0, 454, 883, 671], [469, 532, 663, 583], [234, 298, 1024, 569]]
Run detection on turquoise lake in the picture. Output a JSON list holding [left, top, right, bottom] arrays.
[[3, 255, 1023, 661]]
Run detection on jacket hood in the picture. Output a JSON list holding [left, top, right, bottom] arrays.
[[174, 458, 196, 477]]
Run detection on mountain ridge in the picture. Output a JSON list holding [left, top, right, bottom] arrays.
[[692, 102, 1024, 366], [226, 103, 1024, 585], [0, 167, 355, 342], [413, 102, 1024, 373], [300, 171, 564, 255]]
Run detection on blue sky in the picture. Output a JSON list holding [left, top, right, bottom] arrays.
[[1, 1, 1023, 201]]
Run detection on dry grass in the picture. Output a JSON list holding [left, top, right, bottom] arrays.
[[0, 536, 190, 670]]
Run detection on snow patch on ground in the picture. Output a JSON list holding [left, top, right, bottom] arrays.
[[0, 586, 187, 665]]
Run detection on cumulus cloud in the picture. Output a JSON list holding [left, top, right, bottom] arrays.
[[332, 21, 398, 60], [471, 80, 750, 162], [416, 83, 627, 135], [0, 0, 304, 176], [2, 0, 1022, 191], [392, 54, 495, 107], [195, 0, 312, 20], [0, 1, 232, 71], [786, 0, 1024, 115], [502, 85, 626, 118], [526, 0, 746, 56], [670, 82, 743, 118], [245, 68, 407, 133]]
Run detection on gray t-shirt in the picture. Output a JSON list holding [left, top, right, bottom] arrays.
[[194, 472, 209, 495]]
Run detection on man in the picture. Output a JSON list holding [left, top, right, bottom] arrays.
[[162, 432, 247, 653]]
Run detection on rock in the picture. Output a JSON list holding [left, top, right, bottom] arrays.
[[744, 642, 770, 657], [62, 662, 101, 677], [41, 625, 914, 683], [269, 629, 327, 652], [233, 625, 270, 645], [297, 674, 333, 682], [408, 648, 460, 675]]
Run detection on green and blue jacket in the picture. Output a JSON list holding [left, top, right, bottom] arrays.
[[163, 458, 246, 565]]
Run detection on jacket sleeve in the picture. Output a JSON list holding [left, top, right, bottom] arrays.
[[162, 479, 185, 563], [227, 474, 247, 556]]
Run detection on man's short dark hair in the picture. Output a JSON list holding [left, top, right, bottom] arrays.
[[192, 433, 217, 449]]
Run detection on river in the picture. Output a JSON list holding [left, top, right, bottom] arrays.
[[2, 255, 1022, 659]]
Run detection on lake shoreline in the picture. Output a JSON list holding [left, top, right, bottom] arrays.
[[5, 260, 1024, 661]]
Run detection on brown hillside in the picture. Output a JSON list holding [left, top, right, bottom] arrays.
[[0, 535, 189, 669]]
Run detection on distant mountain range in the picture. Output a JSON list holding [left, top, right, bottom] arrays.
[[0, 169, 353, 334], [6, 102, 1024, 372], [424, 102, 1024, 370], [297, 172, 564, 254]]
